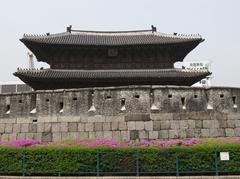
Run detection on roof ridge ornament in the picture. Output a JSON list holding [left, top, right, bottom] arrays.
[[66, 25, 72, 33], [151, 25, 157, 33]]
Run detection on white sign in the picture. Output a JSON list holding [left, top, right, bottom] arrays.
[[182, 61, 210, 71], [220, 152, 230, 161]]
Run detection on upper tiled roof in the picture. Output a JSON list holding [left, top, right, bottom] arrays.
[[21, 27, 204, 46]]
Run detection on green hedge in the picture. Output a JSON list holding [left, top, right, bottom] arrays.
[[0, 143, 240, 176]]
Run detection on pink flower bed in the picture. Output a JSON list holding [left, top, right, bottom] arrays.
[[0, 137, 240, 148]]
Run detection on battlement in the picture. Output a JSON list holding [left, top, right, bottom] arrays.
[[0, 86, 240, 142]]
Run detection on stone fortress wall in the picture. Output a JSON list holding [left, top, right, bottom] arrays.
[[0, 86, 240, 142]]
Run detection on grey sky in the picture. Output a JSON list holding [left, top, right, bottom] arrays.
[[0, 0, 240, 87]]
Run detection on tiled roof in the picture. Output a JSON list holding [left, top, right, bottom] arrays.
[[14, 68, 210, 79], [21, 29, 204, 46]]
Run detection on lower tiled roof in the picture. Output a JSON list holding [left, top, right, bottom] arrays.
[[14, 68, 210, 79]]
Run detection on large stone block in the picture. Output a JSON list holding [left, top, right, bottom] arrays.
[[1, 134, 9, 141], [52, 123, 61, 132], [168, 130, 179, 139], [225, 128, 235, 137], [60, 122, 68, 132], [130, 130, 139, 140], [0, 124, 5, 133], [179, 120, 188, 129], [153, 121, 161, 130], [188, 120, 195, 129], [37, 123, 44, 133], [144, 121, 153, 131], [195, 120, 203, 128], [119, 122, 127, 130], [125, 114, 151, 121], [78, 123, 85, 131], [127, 121, 136, 130], [52, 132, 61, 142], [139, 130, 148, 139], [121, 131, 129, 141], [44, 123, 52, 132], [227, 120, 235, 128], [103, 131, 113, 138], [111, 122, 118, 130], [160, 120, 170, 130], [94, 122, 103, 131], [17, 133, 26, 140], [170, 120, 180, 129], [29, 124, 37, 133], [68, 122, 78, 132], [21, 123, 29, 133], [112, 131, 121, 140], [85, 123, 94, 132], [42, 132, 52, 142], [88, 115, 105, 123], [159, 130, 169, 139], [103, 122, 111, 131], [201, 129, 210, 137], [149, 131, 158, 139], [5, 123, 13, 133], [9, 133, 17, 141], [135, 121, 144, 130], [202, 120, 211, 129], [151, 113, 173, 121]]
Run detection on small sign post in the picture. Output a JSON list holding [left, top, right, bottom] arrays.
[[220, 152, 230, 161]]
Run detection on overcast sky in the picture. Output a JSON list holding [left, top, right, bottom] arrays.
[[0, 0, 240, 87]]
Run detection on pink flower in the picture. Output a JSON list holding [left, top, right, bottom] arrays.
[[10, 139, 41, 147]]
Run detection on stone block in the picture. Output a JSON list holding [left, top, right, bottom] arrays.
[[79, 132, 89, 139], [37, 123, 44, 133], [42, 132, 52, 142], [153, 121, 161, 130], [178, 129, 187, 138], [211, 120, 220, 129], [149, 131, 158, 139], [201, 129, 210, 137], [125, 114, 151, 121], [188, 120, 195, 129], [9, 133, 17, 141], [209, 129, 220, 137], [44, 123, 52, 132], [5, 123, 13, 133], [103, 122, 111, 131], [12, 124, 21, 133], [151, 113, 173, 121], [88, 115, 105, 123], [111, 122, 118, 130], [202, 120, 211, 129], [169, 130, 179, 139], [234, 128, 240, 137], [60, 122, 68, 132], [135, 121, 144, 130], [16, 118, 31, 123], [103, 131, 113, 138], [121, 131, 129, 141], [85, 123, 94, 131], [89, 131, 95, 139], [0, 118, 16, 124], [119, 122, 127, 130], [21, 123, 29, 133], [52, 133, 61, 142], [159, 130, 169, 139], [228, 113, 240, 120], [1, 134, 9, 141], [195, 120, 203, 128], [219, 119, 227, 128], [179, 120, 188, 129], [112, 131, 121, 140], [130, 130, 139, 140], [69, 132, 79, 139], [161, 120, 170, 130], [127, 121, 136, 130], [227, 120, 235, 128], [225, 128, 235, 137], [33, 133, 42, 141], [95, 131, 103, 138], [94, 122, 103, 131], [139, 130, 148, 139], [235, 120, 240, 127], [0, 124, 5, 133], [52, 123, 61, 132], [144, 121, 153, 131], [68, 122, 78, 132], [186, 129, 195, 138], [17, 133, 26, 140], [26, 133, 34, 139], [170, 120, 179, 129], [61, 132, 70, 141], [78, 123, 85, 131], [29, 124, 37, 133]]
